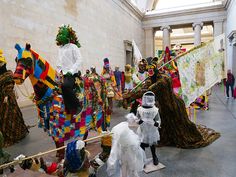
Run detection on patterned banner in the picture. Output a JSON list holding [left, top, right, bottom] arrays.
[[177, 34, 226, 106]]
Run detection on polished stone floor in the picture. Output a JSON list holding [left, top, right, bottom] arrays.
[[3, 85, 236, 177]]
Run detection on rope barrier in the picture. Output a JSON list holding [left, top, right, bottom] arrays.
[[0, 132, 113, 170]]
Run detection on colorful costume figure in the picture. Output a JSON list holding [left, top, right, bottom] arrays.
[[17, 141, 93, 176], [136, 91, 161, 165], [171, 70, 182, 96], [114, 66, 122, 93], [56, 25, 83, 114], [107, 121, 146, 177], [132, 67, 141, 87], [124, 64, 133, 91], [101, 58, 117, 113], [13, 43, 109, 162], [64, 140, 92, 177], [137, 59, 148, 82], [90, 66, 105, 105], [90, 134, 112, 173], [0, 49, 28, 147]]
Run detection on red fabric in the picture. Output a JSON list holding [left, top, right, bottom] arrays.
[[47, 162, 58, 174], [172, 77, 181, 88], [30, 49, 39, 59], [227, 73, 233, 84], [40, 61, 49, 80], [234, 87, 236, 99], [121, 71, 125, 91], [164, 47, 171, 63]]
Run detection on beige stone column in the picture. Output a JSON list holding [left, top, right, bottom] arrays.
[[160, 25, 172, 50], [213, 20, 224, 37], [144, 28, 155, 57], [192, 22, 203, 46]]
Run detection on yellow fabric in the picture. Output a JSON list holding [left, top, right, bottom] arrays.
[[65, 127, 70, 133], [125, 72, 132, 83], [22, 50, 33, 59], [101, 135, 112, 146], [30, 159, 41, 171], [0, 49, 6, 63], [29, 75, 38, 85], [35, 54, 56, 89]]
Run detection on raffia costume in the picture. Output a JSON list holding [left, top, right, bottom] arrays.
[[0, 50, 28, 147]]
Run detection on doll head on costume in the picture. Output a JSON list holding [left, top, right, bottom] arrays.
[[138, 59, 147, 73], [147, 58, 159, 83], [90, 66, 96, 74], [103, 58, 110, 70], [125, 64, 131, 73], [142, 91, 156, 108]]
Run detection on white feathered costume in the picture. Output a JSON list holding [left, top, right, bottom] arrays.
[[107, 121, 146, 177]]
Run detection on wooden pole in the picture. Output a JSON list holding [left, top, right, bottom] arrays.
[[0, 132, 112, 170], [194, 108, 197, 124]]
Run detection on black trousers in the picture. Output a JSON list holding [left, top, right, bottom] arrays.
[[226, 82, 234, 97], [61, 75, 80, 113]]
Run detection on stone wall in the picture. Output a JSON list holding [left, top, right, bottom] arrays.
[[226, 0, 236, 73], [0, 0, 144, 106]]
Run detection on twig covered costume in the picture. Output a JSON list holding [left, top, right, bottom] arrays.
[[136, 91, 161, 165], [0, 50, 28, 147], [123, 57, 220, 148]]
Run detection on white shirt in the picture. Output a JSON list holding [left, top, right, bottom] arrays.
[[57, 43, 82, 75]]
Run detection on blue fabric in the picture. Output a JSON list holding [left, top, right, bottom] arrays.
[[41, 88, 53, 100], [114, 70, 122, 86], [15, 44, 23, 60], [66, 140, 83, 173], [34, 60, 43, 79], [38, 102, 51, 130]]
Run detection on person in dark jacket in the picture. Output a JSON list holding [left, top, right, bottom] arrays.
[[225, 69, 235, 98]]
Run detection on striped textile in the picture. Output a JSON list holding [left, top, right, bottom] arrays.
[[14, 45, 109, 143]]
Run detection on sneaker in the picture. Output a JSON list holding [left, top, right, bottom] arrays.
[[226, 97, 229, 99]]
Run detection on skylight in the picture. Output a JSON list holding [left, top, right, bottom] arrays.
[[155, 0, 214, 10]]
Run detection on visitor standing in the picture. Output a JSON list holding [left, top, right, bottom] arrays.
[[225, 69, 235, 98]]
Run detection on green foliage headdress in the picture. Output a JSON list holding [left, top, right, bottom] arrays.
[[56, 24, 81, 48]]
